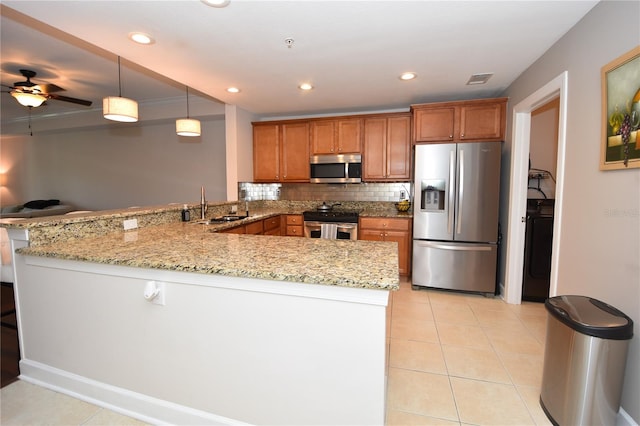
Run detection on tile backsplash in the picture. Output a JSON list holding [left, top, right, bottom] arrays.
[[239, 182, 412, 203]]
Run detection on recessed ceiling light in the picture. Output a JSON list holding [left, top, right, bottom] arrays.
[[227, 87, 240, 93], [201, 0, 230, 7], [400, 72, 417, 81], [299, 83, 313, 91], [466, 73, 493, 85], [128, 32, 155, 45]]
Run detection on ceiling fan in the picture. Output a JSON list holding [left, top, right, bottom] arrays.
[[2, 69, 92, 108]]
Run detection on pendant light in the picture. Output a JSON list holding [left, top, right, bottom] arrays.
[[176, 86, 201, 137], [103, 56, 138, 122]]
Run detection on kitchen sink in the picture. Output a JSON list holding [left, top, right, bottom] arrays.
[[213, 215, 247, 222], [190, 215, 248, 225]]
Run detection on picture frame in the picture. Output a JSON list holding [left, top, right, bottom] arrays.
[[600, 46, 640, 170]]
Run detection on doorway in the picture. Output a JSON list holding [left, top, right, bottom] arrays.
[[504, 72, 568, 304]]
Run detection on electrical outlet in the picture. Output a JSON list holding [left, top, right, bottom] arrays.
[[144, 281, 166, 306], [123, 218, 138, 230], [152, 282, 166, 306], [400, 191, 405, 200]]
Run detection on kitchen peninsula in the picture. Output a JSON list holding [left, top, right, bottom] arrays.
[[4, 203, 399, 425]]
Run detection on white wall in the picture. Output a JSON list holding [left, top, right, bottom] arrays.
[[2, 118, 226, 210], [224, 104, 256, 201], [502, 1, 639, 422]]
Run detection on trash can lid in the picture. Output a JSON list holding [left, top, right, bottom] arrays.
[[545, 295, 633, 340]]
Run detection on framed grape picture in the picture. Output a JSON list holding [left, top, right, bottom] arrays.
[[600, 46, 640, 170]]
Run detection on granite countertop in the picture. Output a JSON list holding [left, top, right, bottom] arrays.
[[18, 221, 400, 291]]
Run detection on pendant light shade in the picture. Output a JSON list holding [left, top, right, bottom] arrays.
[[176, 118, 201, 136], [103, 96, 138, 122], [103, 56, 138, 122], [11, 90, 47, 107], [176, 86, 201, 137]]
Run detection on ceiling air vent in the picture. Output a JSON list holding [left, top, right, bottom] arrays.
[[466, 73, 493, 85]]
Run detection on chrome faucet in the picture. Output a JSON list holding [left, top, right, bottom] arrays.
[[200, 186, 207, 220]]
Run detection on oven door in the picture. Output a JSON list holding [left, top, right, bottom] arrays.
[[303, 221, 358, 240]]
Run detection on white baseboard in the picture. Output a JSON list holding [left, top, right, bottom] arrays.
[[19, 359, 247, 425], [618, 407, 639, 426]]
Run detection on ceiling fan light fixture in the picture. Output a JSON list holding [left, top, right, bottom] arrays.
[[102, 96, 139, 122], [299, 83, 313, 91], [11, 90, 47, 107], [176, 118, 201, 137]]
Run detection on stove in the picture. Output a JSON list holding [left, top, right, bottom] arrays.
[[302, 210, 359, 239], [302, 210, 359, 223]]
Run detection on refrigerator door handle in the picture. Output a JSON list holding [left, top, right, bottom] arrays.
[[415, 241, 493, 252], [456, 148, 464, 235], [448, 149, 456, 234]]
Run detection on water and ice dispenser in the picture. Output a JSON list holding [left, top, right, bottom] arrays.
[[421, 180, 445, 211]]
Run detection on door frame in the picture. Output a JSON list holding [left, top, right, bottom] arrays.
[[504, 71, 568, 304]]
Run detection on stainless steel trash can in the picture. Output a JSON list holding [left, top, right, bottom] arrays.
[[540, 295, 633, 426]]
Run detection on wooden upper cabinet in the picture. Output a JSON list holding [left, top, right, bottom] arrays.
[[253, 121, 309, 182], [310, 121, 335, 154], [459, 102, 505, 141], [412, 98, 507, 143], [311, 118, 362, 154], [253, 124, 280, 181], [337, 119, 362, 153], [413, 107, 456, 142], [363, 113, 411, 181], [280, 122, 310, 181]]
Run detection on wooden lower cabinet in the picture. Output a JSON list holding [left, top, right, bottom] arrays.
[[245, 220, 264, 235], [285, 215, 304, 237], [220, 216, 282, 236], [358, 217, 411, 276], [220, 225, 245, 234], [263, 216, 281, 236]]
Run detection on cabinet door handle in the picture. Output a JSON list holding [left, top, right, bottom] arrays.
[[449, 134, 453, 138], [460, 133, 465, 138]]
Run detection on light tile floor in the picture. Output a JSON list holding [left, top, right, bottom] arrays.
[[1, 277, 552, 425], [385, 277, 552, 425]]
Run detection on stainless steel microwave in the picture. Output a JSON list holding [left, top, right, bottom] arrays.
[[310, 154, 362, 183]]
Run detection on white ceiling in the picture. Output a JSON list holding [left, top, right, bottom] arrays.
[[1, 1, 598, 133]]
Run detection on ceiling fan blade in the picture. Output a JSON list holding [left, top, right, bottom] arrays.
[[36, 83, 65, 93], [47, 93, 92, 107]]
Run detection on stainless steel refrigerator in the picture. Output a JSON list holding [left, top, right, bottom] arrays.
[[412, 142, 501, 294]]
